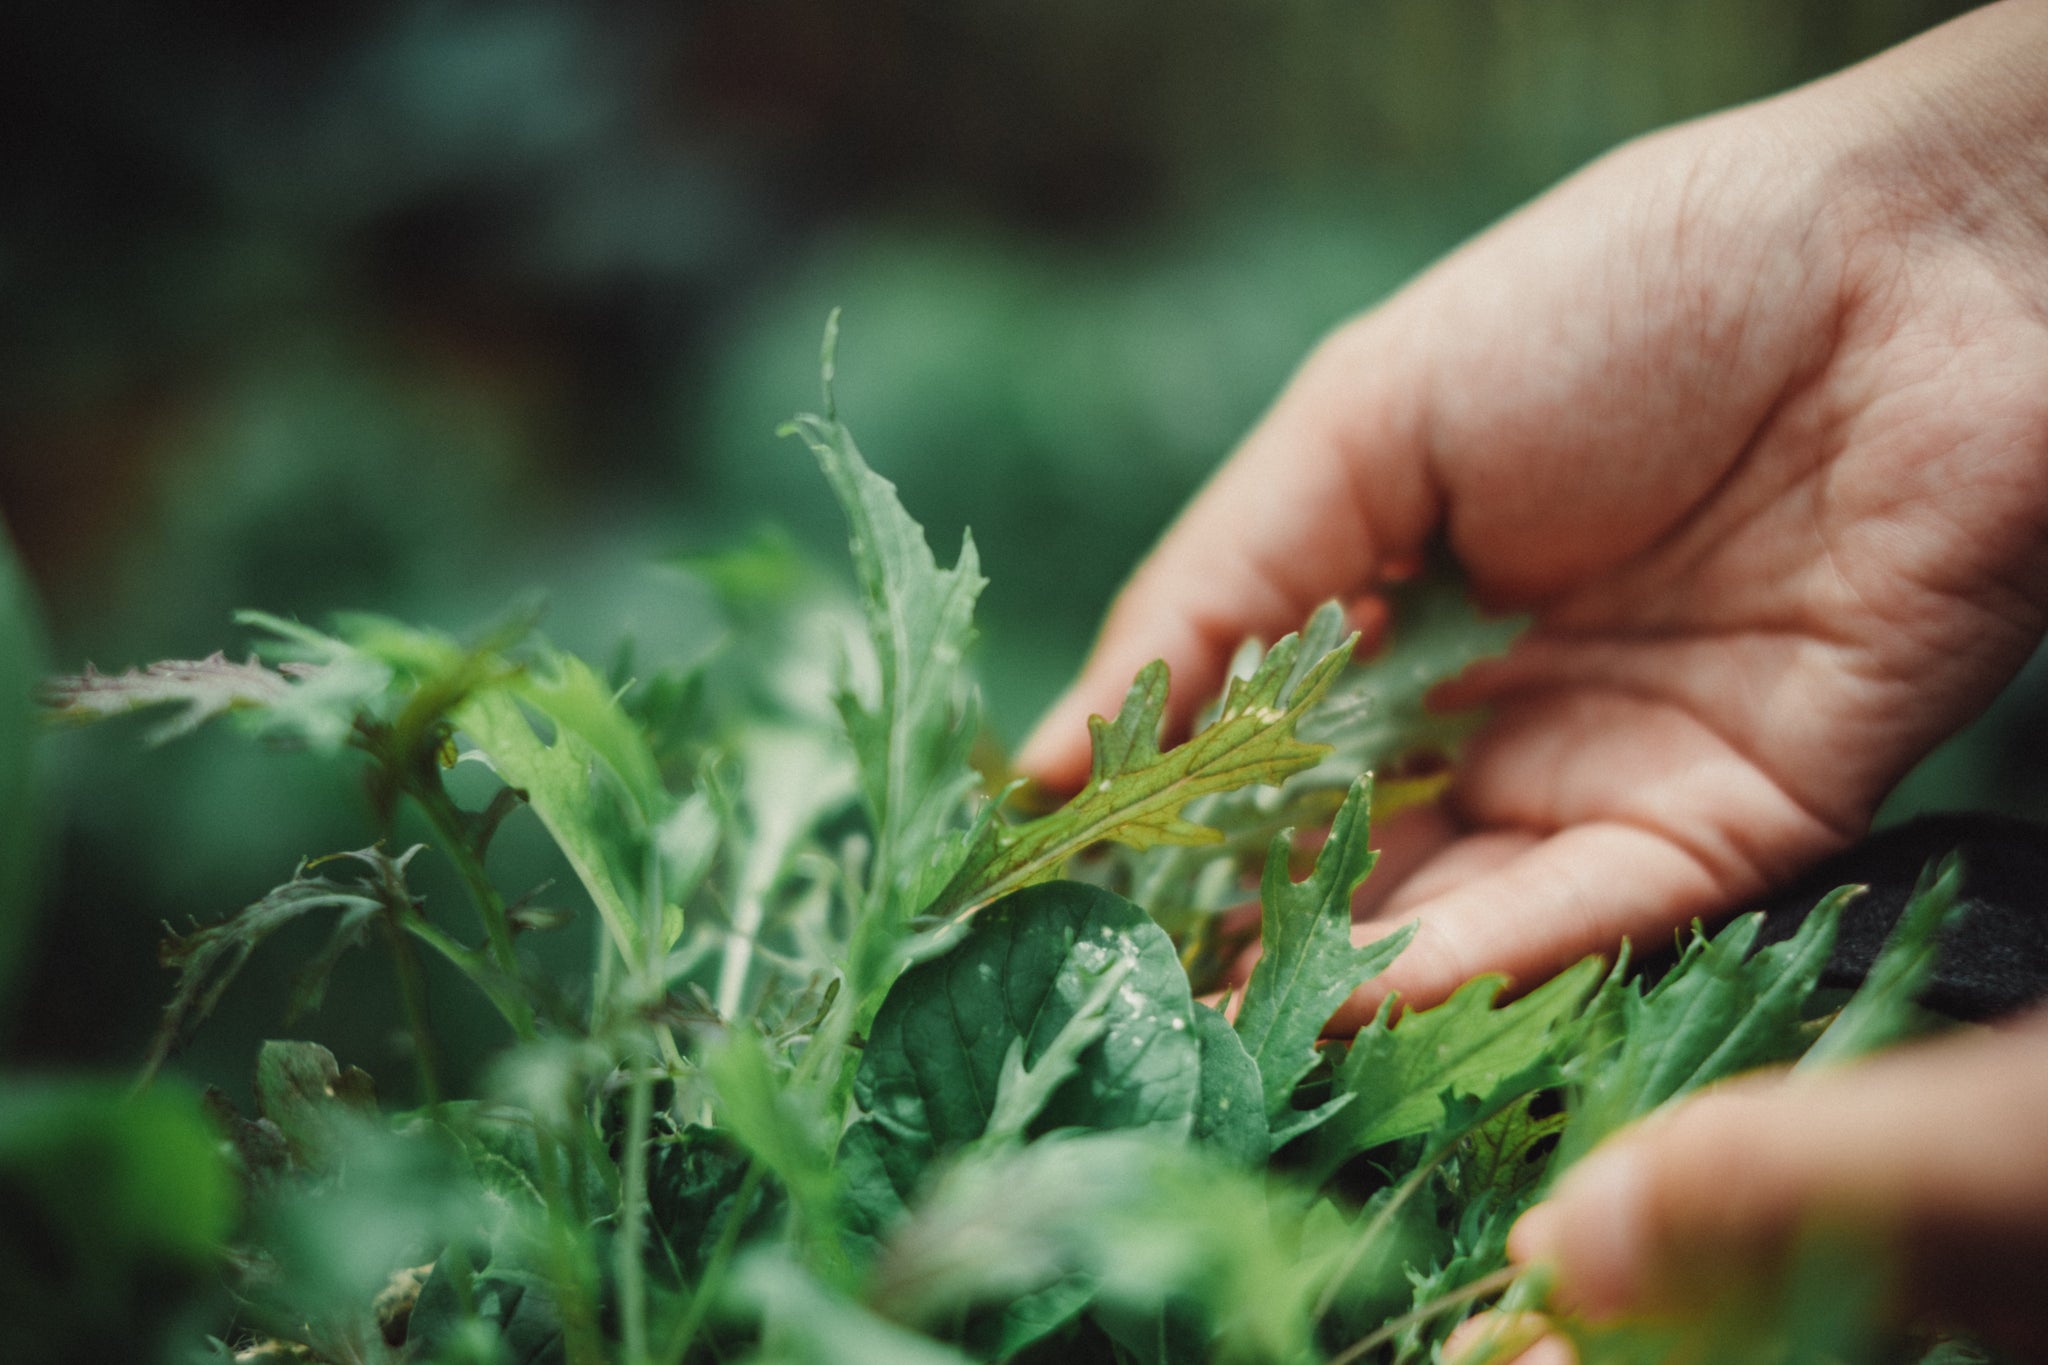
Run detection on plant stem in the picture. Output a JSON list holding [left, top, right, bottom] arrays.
[[408, 775, 538, 1041], [1325, 1264, 1525, 1365], [384, 914, 443, 1109], [1312, 1087, 1532, 1321], [403, 917, 532, 1039], [616, 1058, 656, 1365]]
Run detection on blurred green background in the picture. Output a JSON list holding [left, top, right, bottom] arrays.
[[5, 0, 2041, 1098]]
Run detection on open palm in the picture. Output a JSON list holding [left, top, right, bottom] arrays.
[[1020, 46, 2048, 1016]]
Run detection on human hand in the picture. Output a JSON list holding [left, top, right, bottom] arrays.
[[1493, 1008, 2048, 1359], [1018, 1, 2048, 1017]]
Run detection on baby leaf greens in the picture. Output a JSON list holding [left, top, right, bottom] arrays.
[[35, 328, 1989, 1365]]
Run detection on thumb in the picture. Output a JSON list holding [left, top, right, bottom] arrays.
[[1012, 317, 1442, 791], [1507, 1010, 2048, 1352]]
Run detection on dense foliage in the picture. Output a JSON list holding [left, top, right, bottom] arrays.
[[9, 331, 1995, 1364]]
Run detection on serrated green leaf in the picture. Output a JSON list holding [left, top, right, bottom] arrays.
[[1234, 777, 1413, 1122], [781, 331, 986, 945], [456, 654, 671, 964], [142, 867, 386, 1084], [1557, 894, 1848, 1170], [1800, 859, 1962, 1071], [932, 624, 1356, 921], [1312, 955, 1603, 1178], [1299, 565, 1525, 771], [43, 654, 297, 742], [1453, 1091, 1568, 1207]]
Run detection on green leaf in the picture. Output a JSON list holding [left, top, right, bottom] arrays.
[[457, 657, 670, 964], [781, 319, 986, 944], [142, 865, 386, 1084], [1299, 565, 1525, 776], [254, 1039, 379, 1172], [0, 524, 44, 1014], [1558, 894, 1848, 1170], [46, 610, 400, 753], [932, 621, 1355, 920], [42, 653, 298, 741], [1452, 1091, 1569, 1208], [1233, 777, 1413, 1121], [866, 1132, 1312, 1365], [646, 1124, 785, 1283], [737, 1251, 979, 1365], [837, 881, 1201, 1240], [1312, 955, 1604, 1176], [1800, 860, 1962, 1071], [1189, 1002, 1268, 1168], [704, 1028, 843, 1262]]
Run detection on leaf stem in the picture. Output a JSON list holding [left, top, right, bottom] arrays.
[[1312, 1086, 1531, 1321], [383, 911, 443, 1109], [407, 774, 538, 1041], [1325, 1264, 1525, 1365], [616, 1057, 657, 1365]]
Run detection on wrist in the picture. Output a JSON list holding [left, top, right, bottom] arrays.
[[1816, 1, 2048, 292]]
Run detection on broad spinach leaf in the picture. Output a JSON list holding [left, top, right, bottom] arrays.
[[1189, 1002, 1267, 1168], [838, 881, 1201, 1239]]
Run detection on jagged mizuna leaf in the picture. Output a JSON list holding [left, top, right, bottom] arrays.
[[141, 859, 394, 1084], [930, 625, 1356, 920], [1233, 777, 1413, 1122], [781, 316, 986, 939], [42, 654, 298, 743]]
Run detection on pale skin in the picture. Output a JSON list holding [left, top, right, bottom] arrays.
[[1017, 0, 2048, 1353]]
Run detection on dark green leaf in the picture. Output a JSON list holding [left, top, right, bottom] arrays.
[[646, 1124, 784, 1282], [1559, 896, 1846, 1169], [839, 881, 1201, 1239], [1190, 1002, 1268, 1168], [1801, 861, 1963, 1071], [255, 1039, 379, 1172], [143, 868, 385, 1083]]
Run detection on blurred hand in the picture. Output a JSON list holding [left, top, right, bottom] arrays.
[[1505, 1008, 2048, 1359], [1018, 0, 2048, 1019]]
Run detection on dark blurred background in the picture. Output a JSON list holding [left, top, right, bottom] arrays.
[[6, 0, 2040, 1098]]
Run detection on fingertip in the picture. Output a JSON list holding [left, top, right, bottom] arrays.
[[1013, 687, 1095, 793], [1519, 1147, 1653, 1320], [1507, 1201, 1561, 1267], [1444, 1312, 1574, 1365]]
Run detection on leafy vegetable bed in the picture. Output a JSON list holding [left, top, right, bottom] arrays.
[[22, 324, 1987, 1365]]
